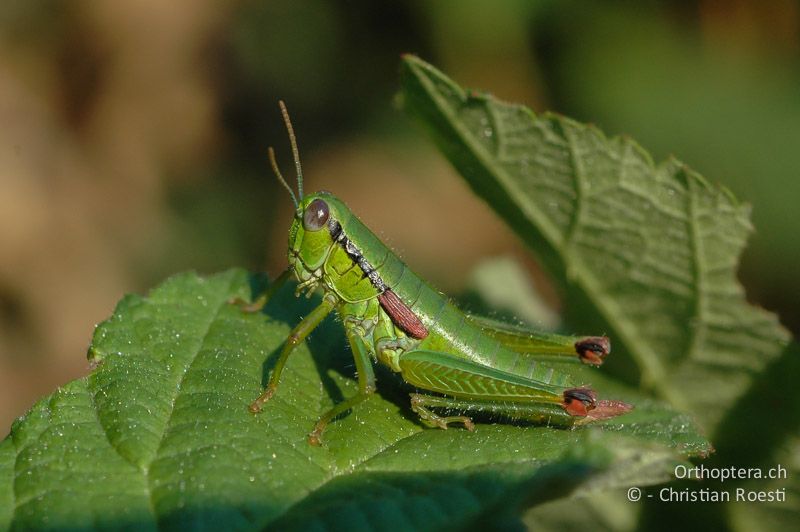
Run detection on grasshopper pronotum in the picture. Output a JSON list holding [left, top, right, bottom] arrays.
[[237, 102, 632, 446]]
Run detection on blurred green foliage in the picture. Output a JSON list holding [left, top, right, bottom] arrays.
[[216, 1, 800, 331]]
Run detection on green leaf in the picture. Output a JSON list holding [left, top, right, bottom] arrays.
[[399, 55, 790, 433], [728, 435, 800, 532], [0, 270, 708, 530]]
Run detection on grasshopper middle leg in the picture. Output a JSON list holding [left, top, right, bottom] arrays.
[[308, 325, 376, 445]]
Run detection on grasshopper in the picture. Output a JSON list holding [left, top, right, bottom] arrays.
[[238, 102, 632, 446]]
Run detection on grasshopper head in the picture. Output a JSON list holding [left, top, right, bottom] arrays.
[[288, 191, 345, 282], [268, 101, 349, 287]]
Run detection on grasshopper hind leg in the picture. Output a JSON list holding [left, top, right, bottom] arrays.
[[397, 350, 631, 428], [409, 393, 577, 429], [410, 394, 475, 431]]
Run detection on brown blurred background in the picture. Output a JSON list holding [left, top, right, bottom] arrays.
[[1, 1, 798, 435]]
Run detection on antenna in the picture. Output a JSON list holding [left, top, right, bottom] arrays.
[[268, 147, 298, 210], [278, 100, 304, 202]]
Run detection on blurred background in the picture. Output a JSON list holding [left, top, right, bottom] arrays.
[[1, 0, 797, 434]]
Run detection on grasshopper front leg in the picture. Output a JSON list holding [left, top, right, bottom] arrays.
[[230, 268, 293, 313], [249, 292, 337, 413]]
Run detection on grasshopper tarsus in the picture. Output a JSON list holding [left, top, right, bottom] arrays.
[[227, 296, 247, 307], [307, 426, 325, 446], [436, 415, 475, 431], [308, 412, 339, 446], [410, 394, 476, 431], [228, 295, 267, 314], [230, 269, 293, 314], [249, 386, 275, 414]]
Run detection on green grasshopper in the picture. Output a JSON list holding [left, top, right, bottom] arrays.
[[238, 102, 632, 446]]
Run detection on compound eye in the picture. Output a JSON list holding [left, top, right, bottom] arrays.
[[303, 199, 329, 231]]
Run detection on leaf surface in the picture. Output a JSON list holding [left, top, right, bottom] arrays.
[[0, 270, 708, 530]]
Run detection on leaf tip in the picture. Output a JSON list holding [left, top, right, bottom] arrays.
[[399, 54, 465, 103]]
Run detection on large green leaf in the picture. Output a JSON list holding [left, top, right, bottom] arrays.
[[399, 55, 790, 432], [0, 270, 708, 530]]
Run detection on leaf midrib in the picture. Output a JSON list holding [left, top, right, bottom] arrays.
[[140, 276, 234, 524]]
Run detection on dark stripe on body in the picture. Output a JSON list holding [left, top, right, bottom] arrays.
[[328, 219, 386, 291], [327, 218, 428, 338]]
